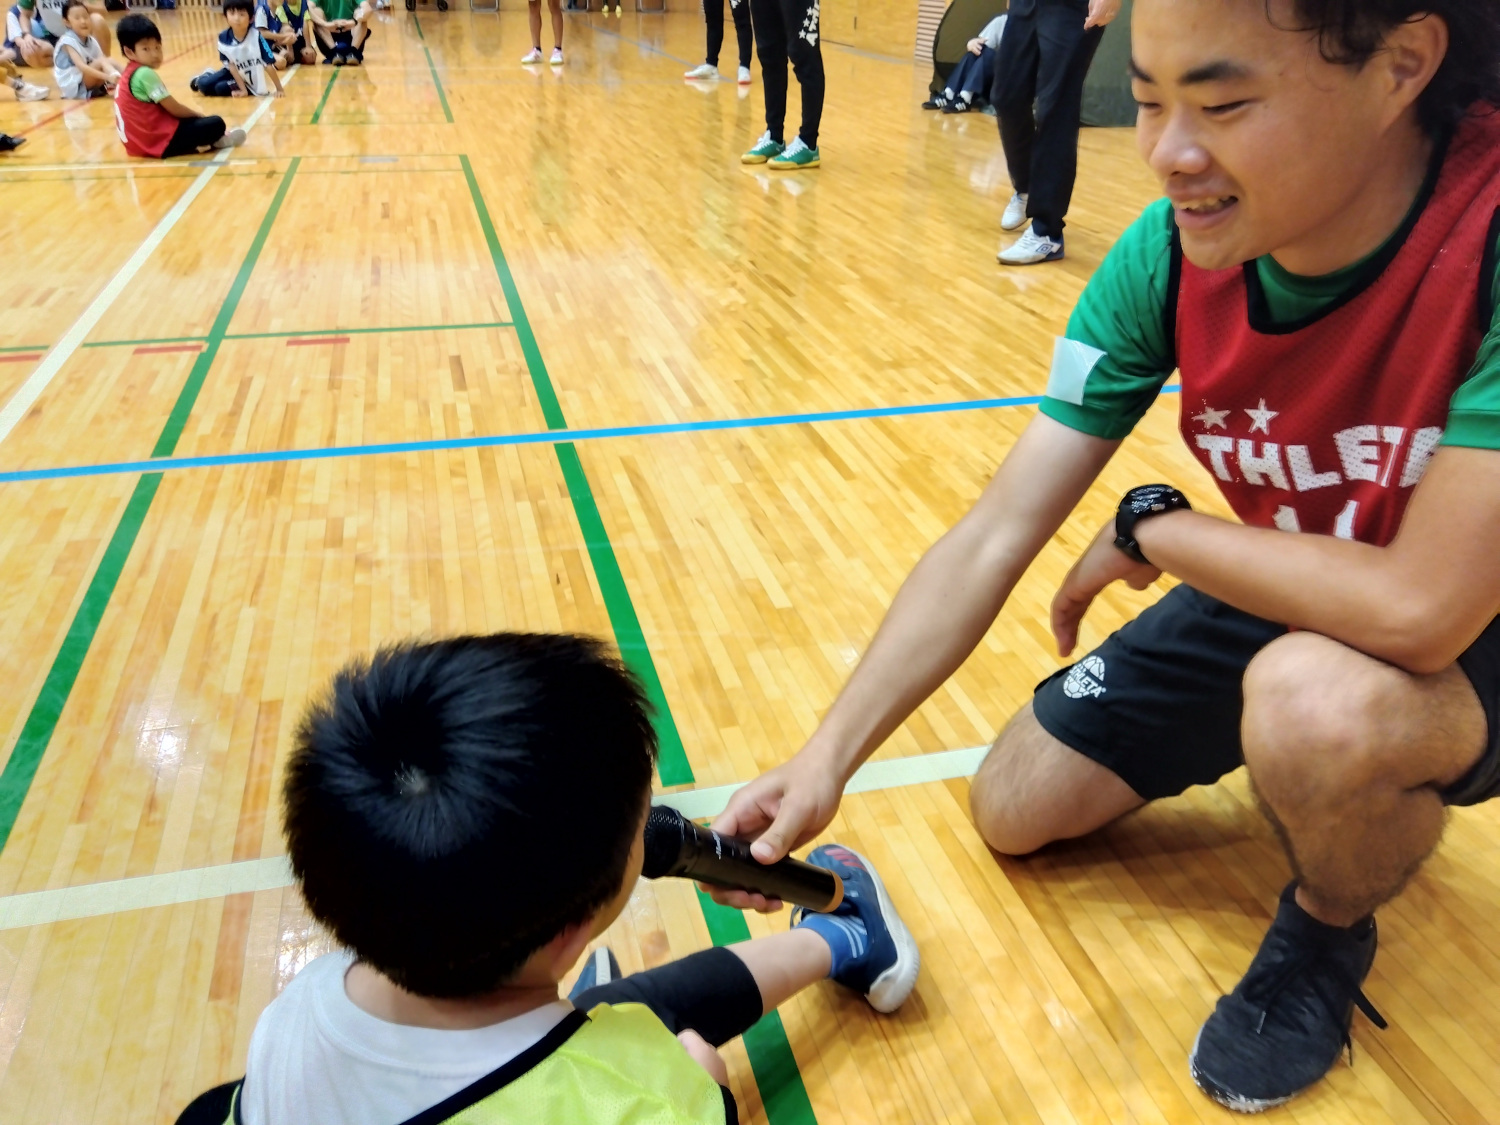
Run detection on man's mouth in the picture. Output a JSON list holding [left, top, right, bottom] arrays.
[[1176, 195, 1239, 216]]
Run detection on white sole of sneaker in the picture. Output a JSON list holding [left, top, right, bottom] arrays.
[[846, 847, 920, 1013], [1187, 1027, 1296, 1115]]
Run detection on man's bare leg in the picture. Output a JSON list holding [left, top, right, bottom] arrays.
[[1241, 632, 1487, 927], [969, 701, 1145, 856]]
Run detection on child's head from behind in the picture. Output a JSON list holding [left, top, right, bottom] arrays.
[[285, 634, 658, 1000], [222, 0, 252, 33], [61, 0, 88, 35], [117, 14, 162, 65]]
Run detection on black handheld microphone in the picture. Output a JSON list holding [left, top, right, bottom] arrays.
[[642, 805, 844, 913]]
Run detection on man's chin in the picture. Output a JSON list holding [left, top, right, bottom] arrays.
[[1178, 228, 1256, 273]]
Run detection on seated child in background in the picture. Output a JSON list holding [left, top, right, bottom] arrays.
[[923, 13, 1006, 114], [33, 0, 108, 54], [307, 0, 370, 67], [190, 0, 283, 97], [53, 0, 118, 99], [253, 0, 296, 69], [115, 15, 246, 158], [4, 0, 51, 67], [275, 0, 316, 64], [1, 42, 49, 97], [175, 633, 920, 1125]]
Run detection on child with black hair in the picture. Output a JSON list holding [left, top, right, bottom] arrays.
[[115, 14, 245, 158], [253, 0, 297, 69], [176, 633, 918, 1125], [272, 0, 315, 65], [52, 0, 118, 99], [191, 0, 283, 97]]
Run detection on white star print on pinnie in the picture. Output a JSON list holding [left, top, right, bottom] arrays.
[[1245, 399, 1279, 435], [1193, 406, 1230, 430]]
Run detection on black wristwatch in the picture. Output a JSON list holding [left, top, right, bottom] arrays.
[[1114, 485, 1191, 565]]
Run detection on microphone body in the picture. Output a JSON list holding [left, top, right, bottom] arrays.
[[642, 805, 844, 913]]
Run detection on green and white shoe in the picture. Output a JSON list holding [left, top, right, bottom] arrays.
[[741, 130, 785, 164], [768, 136, 820, 169]]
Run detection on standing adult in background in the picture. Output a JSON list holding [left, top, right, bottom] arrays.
[[685, 0, 752, 87], [993, 0, 1119, 264], [739, 0, 822, 169]]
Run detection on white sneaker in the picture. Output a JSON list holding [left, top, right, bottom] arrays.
[[212, 127, 247, 149], [521, 47, 543, 63], [684, 63, 717, 80], [1001, 192, 1029, 231], [15, 81, 49, 101], [998, 227, 1064, 265], [737, 65, 751, 85], [549, 47, 563, 65]]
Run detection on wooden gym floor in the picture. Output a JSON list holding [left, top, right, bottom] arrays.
[[1, 9, 1498, 1123]]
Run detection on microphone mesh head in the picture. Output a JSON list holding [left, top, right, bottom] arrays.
[[641, 805, 686, 879]]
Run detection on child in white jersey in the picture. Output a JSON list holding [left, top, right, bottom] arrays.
[[191, 0, 284, 97], [33, 0, 107, 54], [53, 0, 117, 99]]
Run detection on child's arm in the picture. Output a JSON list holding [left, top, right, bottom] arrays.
[[159, 93, 205, 119], [266, 63, 283, 96], [228, 62, 250, 96], [62, 41, 115, 85]]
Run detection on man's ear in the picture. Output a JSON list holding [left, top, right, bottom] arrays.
[[1378, 12, 1448, 127]]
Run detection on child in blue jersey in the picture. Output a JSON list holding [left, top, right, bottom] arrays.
[[273, 0, 315, 65], [173, 633, 920, 1125], [5, 0, 51, 66], [190, 0, 284, 97], [252, 0, 296, 69]]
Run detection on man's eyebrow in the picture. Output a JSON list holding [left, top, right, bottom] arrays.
[[1128, 58, 1254, 85]]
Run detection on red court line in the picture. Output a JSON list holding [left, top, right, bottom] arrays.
[[0, 354, 43, 363], [15, 41, 209, 137], [133, 344, 205, 354], [286, 337, 350, 347]]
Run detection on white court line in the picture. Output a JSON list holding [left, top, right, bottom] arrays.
[[0, 70, 298, 447], [0, 745, 989, 930]]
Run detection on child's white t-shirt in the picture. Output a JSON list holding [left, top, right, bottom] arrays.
[[53, 29, 102, 99], [34, 0, 64, 36], [239, 951, 574, 1125]]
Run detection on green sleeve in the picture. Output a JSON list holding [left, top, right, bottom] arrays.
[[1444, 247, 1500, 451], [129, 66, 169, 103], [1038, 197, 1177, 441]]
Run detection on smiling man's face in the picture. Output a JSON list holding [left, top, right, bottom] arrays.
[[1130, 0, 1428, 273]]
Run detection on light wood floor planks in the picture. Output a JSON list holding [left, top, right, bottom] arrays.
[[0, 8, 1496, 1124]]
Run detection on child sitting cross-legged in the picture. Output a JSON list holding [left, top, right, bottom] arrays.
[[175, 633, 920, 1125], [190, 0, 283, 98], [115, 15, 246, 159]]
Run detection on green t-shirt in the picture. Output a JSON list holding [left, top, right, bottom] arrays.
[[1041, 196, 1500, 451], [128, 65, 169, 103], [317, 0, 354, 21]]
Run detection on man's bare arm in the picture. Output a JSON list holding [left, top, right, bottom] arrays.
[[709, 414, 1120, 885]]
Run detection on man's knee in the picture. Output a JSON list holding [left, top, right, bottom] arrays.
[[969, 703, 1140, 856], [1243, 633, 1395, 801]]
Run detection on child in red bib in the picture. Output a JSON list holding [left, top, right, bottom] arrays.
[[115, 15, 245, 158]]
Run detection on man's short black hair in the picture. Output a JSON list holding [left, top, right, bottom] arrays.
[[1281, 1, 1500, 133], [284, 634, 658, 999], [116, 14, 161, 51], [222, 0, 254, 14]]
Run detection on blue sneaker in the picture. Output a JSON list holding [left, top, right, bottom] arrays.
[[568, 946, 622, 1002], [794, 845, 919, 1013]]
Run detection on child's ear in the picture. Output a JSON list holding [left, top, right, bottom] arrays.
[[544, 918, 596, 980]]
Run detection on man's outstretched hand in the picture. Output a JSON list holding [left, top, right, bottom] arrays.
[[1051, 522, 1160, 657], [704, 752, 846, 913]]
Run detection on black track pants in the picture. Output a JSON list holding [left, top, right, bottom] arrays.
[[705, 0, 752, 70], [748, 0, 824, 148]]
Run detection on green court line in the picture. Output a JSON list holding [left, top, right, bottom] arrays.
[[0, 474, 163, 853], [413, 11, 425, 39], [0, 160, 302, 854], [83, 335, 211, 349], [309, 68, 339, 125], [0, 345, 48, 353], [154, 159, 301, 458], [422, 45, 454, 123], [460, 154, 691, 787], [697, 889, 820, 1125], [82, 320, 514, 352]]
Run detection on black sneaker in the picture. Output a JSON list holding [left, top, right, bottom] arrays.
[[921, 95, 947, 110], [1189, 883, 1387, 1113], [0, 134, 24, 153]]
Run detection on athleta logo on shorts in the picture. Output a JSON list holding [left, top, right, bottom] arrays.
[[1063, 655, 1106, 700]]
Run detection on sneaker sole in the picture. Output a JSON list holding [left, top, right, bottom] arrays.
[[1000, 216, 1029, 231], [997, 248, 1063, 265], [768, 158, 819, 170], [844, 847, 919, 1013], [1187, 1027, 1298, 1115]]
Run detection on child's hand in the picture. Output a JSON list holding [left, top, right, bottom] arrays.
[[676, 1031, 728, 1087], [232, 87, 246, 97], [271, 86, 284, 97]]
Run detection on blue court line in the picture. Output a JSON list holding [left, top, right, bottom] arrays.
[[0, 387, 1181, 486]]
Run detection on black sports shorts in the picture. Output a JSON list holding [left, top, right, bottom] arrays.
[[1031, 584, 1500, 807]]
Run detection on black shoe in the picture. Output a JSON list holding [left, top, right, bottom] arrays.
[[1190, 883, 1387, 1113], [0, 134, 25, 153], [942, 99, 970, 114], [921, 95, 947, 110]]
